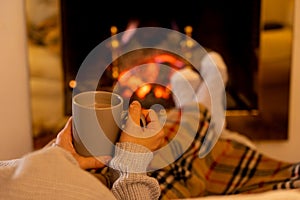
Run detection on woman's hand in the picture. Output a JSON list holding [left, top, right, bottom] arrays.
[[55, 117, 111, 170], [119, 101, 165, 151]]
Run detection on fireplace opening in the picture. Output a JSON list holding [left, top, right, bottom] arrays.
[[61, 0, 260, 116], [97, 48, 194, 111]]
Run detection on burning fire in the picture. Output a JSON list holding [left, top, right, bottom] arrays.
[[136, 84, 152, 99], [134, 84, 171, 100], [112, 52, 187, 109], [116, 61, 174, 101]]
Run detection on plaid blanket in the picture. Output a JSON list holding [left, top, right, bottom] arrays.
[[94, 102, 300, 199], [147, 103, 300, 199]]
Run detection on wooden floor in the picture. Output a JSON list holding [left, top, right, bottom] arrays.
[[226, 84, 290, 141]]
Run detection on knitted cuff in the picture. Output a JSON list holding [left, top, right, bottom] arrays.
[[109, 142, 153, 173]]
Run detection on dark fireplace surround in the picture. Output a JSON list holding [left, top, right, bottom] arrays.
[[60, 0, 289, 140]]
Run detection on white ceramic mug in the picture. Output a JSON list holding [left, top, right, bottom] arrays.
[[72, 91, 124, 156]]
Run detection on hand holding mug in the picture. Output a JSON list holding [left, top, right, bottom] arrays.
[[120, 101, 165, 151], [55, 117, 111, 169]]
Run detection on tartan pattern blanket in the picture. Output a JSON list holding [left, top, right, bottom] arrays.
[[146, 103, 300, 199], [94, 102, 300, 199]]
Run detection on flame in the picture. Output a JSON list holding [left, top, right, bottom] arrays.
[[154, 54, 185, 69], [154, 86, 164, 98], [154, 85, 171, 99], [136, 84, 152, 99], [116, 54, 182, 102]]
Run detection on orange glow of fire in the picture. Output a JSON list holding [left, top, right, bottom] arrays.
[[116, 58, 178, 100], [154, 86, 171, 99], [136, 84, 152, 99], [135, 84, 171, 100], [154, 54, 185, 69], [154, 86, 164, 98]]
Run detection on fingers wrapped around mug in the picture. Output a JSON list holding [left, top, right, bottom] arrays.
[[119, 101, 165, 151]]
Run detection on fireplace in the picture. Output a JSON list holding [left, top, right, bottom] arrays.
[[61, 0, 261, 116]]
